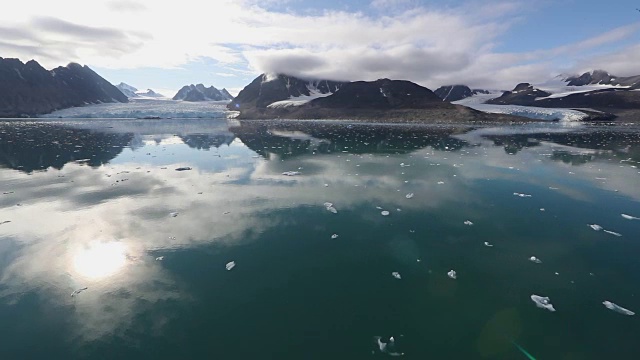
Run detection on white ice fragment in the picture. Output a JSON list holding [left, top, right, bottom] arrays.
[[324, 202, 338, 213], [405, 193, 414, 199], [225, 261, 236, 271], [531, 295, 556, 312], [374, 336, 404, 357], [604, 230, 622, 237], [376, 206, 383, 210], [589, 224, 603, 231], [447, 270, 457, 279], [331, 234, 339, 239], [381, 211, 390, 216], [392, 272, 401, 279], [621, 214, 640, 220], [71, 287, 88, 297], [437, 181, 445, 184], [170, 212, 179, 217], [513, 192, 532, 197], [463, 220, 473, 226], [529, 256, 542, 264], [603, 301, 635, 315], [155, 256, 164, 261], [282, 171, 301, 176], [540, 208, 545, 212], [484, 242, 493, 247]]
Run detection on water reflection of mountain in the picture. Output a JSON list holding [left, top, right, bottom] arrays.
[[485, 130, 640, 164], [230, 121, 470, 158], [0, 122, 133, 172], [180, 134, 236, 150]]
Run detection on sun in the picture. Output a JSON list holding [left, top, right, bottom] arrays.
[[72, 242, 127, 280]]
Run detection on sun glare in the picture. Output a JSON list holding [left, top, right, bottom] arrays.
[[72, 242, 127, 280]]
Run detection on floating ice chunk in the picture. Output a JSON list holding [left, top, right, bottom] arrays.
[[540, 208, 545, 212], [447, 270, 457, 279], [405, 193, 414, 199], [170, 212, 179, 217], [513, 192, 532, 197], [603, 301, 635, 315], [331, 234, 339, 239], [529, 256, 542, 264], [226, 261, 236, 271], [621, 214, 640, 220], [392, 272, 401, 279], [437, 181, 445, 184], [376, 206, 383, 210], [381, 211, 390, 216], [0, 220, 10, 225], [155, 256, 164, 261], [604, 230, 622, 237], [324, 202, 338, 213], [374, 336, 405, 357], [589, 224, 603, 231], [282, 171, 301, 176], [175, 167, 192, 171], [463, 220, 473, 226], [531, 295, 555, 312], [484, 242, 493, 247], [71, 287, 88, 297]]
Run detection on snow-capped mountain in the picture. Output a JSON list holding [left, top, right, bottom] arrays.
[[172, 84, 233, 102], [434, 85, 491, 102], [563, 70, 640, 88], [229, 74, 345, 110], [116, 83, 167, 99], [136, 89, 165, 98]]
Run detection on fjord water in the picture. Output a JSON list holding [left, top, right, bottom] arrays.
[[0, 119, 639, 359]]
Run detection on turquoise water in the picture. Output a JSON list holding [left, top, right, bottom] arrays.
[[0, 119, 639, 359]]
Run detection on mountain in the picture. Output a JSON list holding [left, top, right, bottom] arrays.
[[0, 57, 128, 117], [137, 89, 165, 98], [564, 70, 640, 88], [434, 85, 492, 102], [173, 84, 233, 101], [116, 82, 138, 97], [228, 74, 345, 110], [230, 75, 526, 123], [486, 83, 552, 106]]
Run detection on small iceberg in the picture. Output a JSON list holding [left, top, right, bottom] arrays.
[[226, 261, 236, 271], [463, 220, 473, 226], [447, 270, 457, 279], [373, 336, 405, 357], [392, 272, 401, 280], [324, 202, 338, 213], [175, 167, 192, 171], [282, 171, 301, 176], [405, 193, 414, 199], [603, 230, 622, 237], [529, 256, 542, 264], [381, 210, 390, 216], [71, 287, 88, 297], [484, 242, 493, 247], [155, 256, 164, 261], [331, 234, 339, 239], [531, 295, 555, 312], [513, 192, 532, 197], [603, 301, 635, 316], [621, 214, 639, 220], [589, 224, 603, 231], [170, 212, 179, 217]]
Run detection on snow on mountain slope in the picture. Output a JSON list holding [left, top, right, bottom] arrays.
[[267, 86, 335, 108], [454, 93, 588, 121], [533, 77, 629, 100]]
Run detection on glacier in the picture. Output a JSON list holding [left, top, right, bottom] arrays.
[[453, 94, 589, 121]]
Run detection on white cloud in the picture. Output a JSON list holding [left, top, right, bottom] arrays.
[[0, 0, 639, 89]]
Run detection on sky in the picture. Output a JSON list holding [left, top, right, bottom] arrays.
[[0, 0, 639, 96]]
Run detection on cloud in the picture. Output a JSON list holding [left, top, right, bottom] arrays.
[[106, 0, 147, 12]]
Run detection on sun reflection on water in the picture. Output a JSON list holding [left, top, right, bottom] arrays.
[[72, 242, 127, 280]]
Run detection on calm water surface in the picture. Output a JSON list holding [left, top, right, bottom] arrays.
[[0, 119, 639, 359]]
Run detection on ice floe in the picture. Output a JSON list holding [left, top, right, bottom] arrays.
[[324, 202, 338, 213], [392, 272, 401, 280], [373, 336, 405, 357], [621, 214, 639, 220], [529, 256, 542, 264], [405, 193, 414, 199], [170, 212, 179, 217], [484, 242, 493, 247], [463, 220, 473, 226], [513, 192, 532, 198], [603, 301, 635, 316], [331, 234, 339, 239], [589, 224, 603, 231], [531, 295, 556, 312], [282, 171, 301, 176], [71, 287, 88, 297], [447, 270, 457, 279], [155, 256, 164, 261], [603, 230, 622, 237], [226, 261, 236, 271], [381, 211, 390, 216]]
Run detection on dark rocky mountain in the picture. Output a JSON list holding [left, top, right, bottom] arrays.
[[0, 57, 128, 117], [173, 84, 233, 101], [434, 85, 491, 102], [565, 70, 640, 88], [231, 76, 527, 123], [486, 83, 552, 106], [228, 74, 345, 111]]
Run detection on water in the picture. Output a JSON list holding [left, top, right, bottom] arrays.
[[0, 118, 639, 359]]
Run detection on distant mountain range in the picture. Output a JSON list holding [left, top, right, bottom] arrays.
[[0, 57, 127, 117], [173, 84, 233, 101], [116, 83, 166, 98], [563, 70, 640, 88]]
